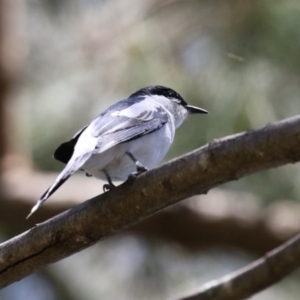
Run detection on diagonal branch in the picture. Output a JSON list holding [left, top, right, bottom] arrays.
[[177, 232, 300, 300], [1, 115, 300, 290], [2, 171, 299, 255]]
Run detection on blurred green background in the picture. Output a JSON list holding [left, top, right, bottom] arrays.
[[2, 0, 300, 299]]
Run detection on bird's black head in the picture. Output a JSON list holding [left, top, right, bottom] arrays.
[[130, 85, 208, 114], [129, 85, 188, 106]]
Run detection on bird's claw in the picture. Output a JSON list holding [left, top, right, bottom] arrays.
[[136, 163, 148, 174], [103, 183, 115, 192], [127, 172, 138, 182], [127, 166, 148, 182]]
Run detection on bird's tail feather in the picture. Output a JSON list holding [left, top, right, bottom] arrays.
[[27, 152, 92, 219]]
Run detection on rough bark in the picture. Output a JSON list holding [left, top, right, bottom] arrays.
[[1, 171, 299, 255], [0, 115, 300, 292]]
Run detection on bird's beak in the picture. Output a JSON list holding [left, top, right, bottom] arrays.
[[186, 105, 208, 114]]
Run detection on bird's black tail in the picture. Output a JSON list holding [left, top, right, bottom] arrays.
[[26, 175, 70, 219], [27, 152, 92, 219]]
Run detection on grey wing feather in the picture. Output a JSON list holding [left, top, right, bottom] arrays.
[[90, 104, 169, 153]]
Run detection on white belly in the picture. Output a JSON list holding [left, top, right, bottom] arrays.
[[82, 124, 174, 182]]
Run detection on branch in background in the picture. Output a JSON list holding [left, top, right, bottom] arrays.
[[1, 115, 300, 293], [131, 193, 300, 255], [177, 233, 300, 300]]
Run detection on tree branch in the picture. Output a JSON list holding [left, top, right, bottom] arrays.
[[2, 170, 299, 255], [177, 232, 300, 300], [1, 115, 300, 290]]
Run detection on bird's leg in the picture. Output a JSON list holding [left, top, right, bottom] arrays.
[[103, 170, 115, 192], [126, 152, 148, 179]]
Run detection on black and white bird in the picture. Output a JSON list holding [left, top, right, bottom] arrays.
[[27, 85, 208, 218]]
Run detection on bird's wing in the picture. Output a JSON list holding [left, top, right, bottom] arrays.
[[89, 98, 169, 154], [54, 97, 169, 162]]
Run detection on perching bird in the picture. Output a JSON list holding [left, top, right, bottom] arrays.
[[27, 85, 208, 218]]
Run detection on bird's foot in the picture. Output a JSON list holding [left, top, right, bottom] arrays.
[[103, 183, 116, 192], [126, 151, 148, 174], [103, 170, 116, 192], [85, 172, 93, 177], [136, 162, 148, 174], [127, 166, 148, 182]]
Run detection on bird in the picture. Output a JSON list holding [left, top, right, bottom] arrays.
[[27, 85, 208, 218]]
